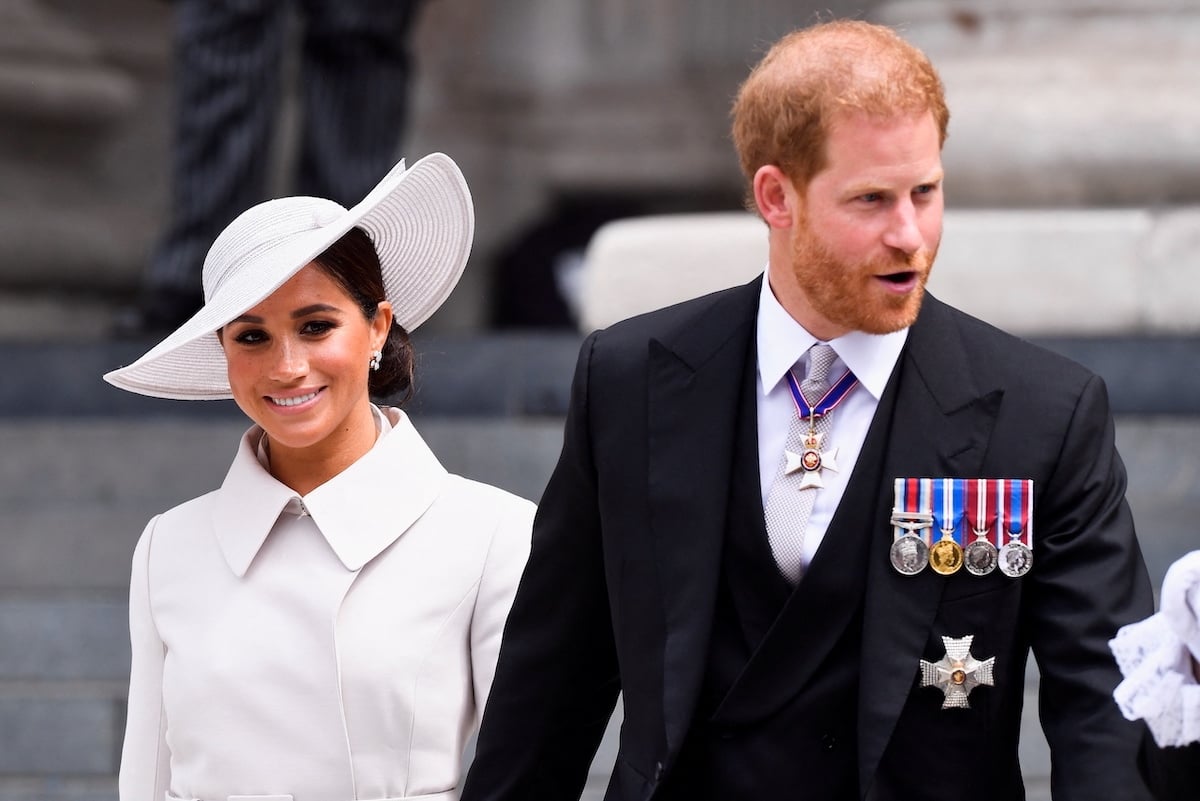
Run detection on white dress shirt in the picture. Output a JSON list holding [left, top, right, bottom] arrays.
[[755, 269, 907, 569]]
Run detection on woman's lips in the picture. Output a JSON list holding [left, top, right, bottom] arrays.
[[267, 388, 322, 408]]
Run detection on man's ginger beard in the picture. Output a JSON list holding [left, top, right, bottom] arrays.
[[788, 213, 938, 336]]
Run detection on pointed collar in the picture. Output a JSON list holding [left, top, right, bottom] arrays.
[[757, 266, 908, 401], [212, 406, 448, 576]]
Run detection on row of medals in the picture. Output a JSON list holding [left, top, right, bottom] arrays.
[[888, 510, 1033, 578]]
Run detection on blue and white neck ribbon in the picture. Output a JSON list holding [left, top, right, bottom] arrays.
[[785, 369, 859, 421]]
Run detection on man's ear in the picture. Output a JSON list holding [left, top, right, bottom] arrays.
[[753, 165, 799, 230]]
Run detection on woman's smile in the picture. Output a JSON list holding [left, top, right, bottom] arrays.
[[267, 388, 324, 409]]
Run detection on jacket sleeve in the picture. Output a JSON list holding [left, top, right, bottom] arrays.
[[462, 331, 622, 801], [1140, 739, 1200, 801], [469, 497, 536, 727], [1026, 374, 1157, 800], [118, 517, 172, 801]]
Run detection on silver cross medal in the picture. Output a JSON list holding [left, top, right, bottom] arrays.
[[784, 420, 839, 490], [920, 635, 995, 709]]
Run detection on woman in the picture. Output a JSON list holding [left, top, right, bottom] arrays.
[[1111, 549, 1200, 800], [105, 154, 534, 801]]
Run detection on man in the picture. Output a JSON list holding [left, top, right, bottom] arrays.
[[462, 20, 1155, 800]]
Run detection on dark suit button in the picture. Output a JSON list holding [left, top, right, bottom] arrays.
[[821, 734, 837, 750], [654, 761, 665, 782]]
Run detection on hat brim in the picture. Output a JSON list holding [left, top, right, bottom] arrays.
[[104, 153, 473, 401]]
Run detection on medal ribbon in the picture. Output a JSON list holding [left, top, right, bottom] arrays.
[[991, 480, 1007, 548], [1001, 479, 1033, 545], [785, 369, 859, 421], [903, 477, 932, 515], [932, 478, 965, 544], [893, 477, 933, 542], [965, 478, 997, 539]]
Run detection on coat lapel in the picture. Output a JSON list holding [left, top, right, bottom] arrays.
[[649, 277, 762, 755], [856, 296, 1005, 792], [303, 409, 447, 571]]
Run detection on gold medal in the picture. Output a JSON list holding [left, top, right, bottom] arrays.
[[927, 478, 965, 575], [929, 536, 963, 575]]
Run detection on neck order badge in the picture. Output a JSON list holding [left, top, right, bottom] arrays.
[[782, 368, 859, 490]]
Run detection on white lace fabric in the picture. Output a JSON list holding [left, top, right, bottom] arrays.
[[1110, 550, 1200, 747]]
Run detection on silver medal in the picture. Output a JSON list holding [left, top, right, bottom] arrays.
[[964, 538, 998, 576], [890, 533, 930, 576], [997, 540, 1033, 578]]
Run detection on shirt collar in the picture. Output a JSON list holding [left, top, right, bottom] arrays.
[[757, 266, 909, 400], [213, 406, 447, 576]]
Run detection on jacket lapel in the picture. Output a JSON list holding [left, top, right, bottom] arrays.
[[649, 277, 762, 755], [856, 296, 1005, 792]]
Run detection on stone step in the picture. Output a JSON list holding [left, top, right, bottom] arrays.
[[0, 598, 128, 682], [0, 682, 124, 777], [876, 1, 1200, 206], [0, 0, 138, 128], [0, 776, 116, 801], [579, 209, 1200, 337]]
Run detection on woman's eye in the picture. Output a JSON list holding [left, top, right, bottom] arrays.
[[302, 320, 335, 336], [233, 329, 267, 345]]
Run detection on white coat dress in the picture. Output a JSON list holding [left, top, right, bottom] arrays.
[[119, 407, 534, 801]]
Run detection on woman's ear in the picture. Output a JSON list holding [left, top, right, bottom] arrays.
[[372, 300, 394, 350]]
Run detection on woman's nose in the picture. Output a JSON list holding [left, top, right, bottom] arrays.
[[269, 338, 307, 381]]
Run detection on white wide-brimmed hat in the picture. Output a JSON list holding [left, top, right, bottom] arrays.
[[104, 152, 473, 401]]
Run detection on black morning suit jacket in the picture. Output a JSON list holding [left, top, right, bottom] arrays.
[[1142, 741, 1200, 800], [461, 277, 1157, 801]]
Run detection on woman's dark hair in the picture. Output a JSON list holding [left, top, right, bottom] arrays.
[[312, 226, 414, 403]]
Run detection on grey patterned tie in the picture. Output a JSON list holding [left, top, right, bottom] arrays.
[[764, 342, 838, 584]]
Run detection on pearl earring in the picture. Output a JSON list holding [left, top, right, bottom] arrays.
[[369, 350, 382, 371]]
